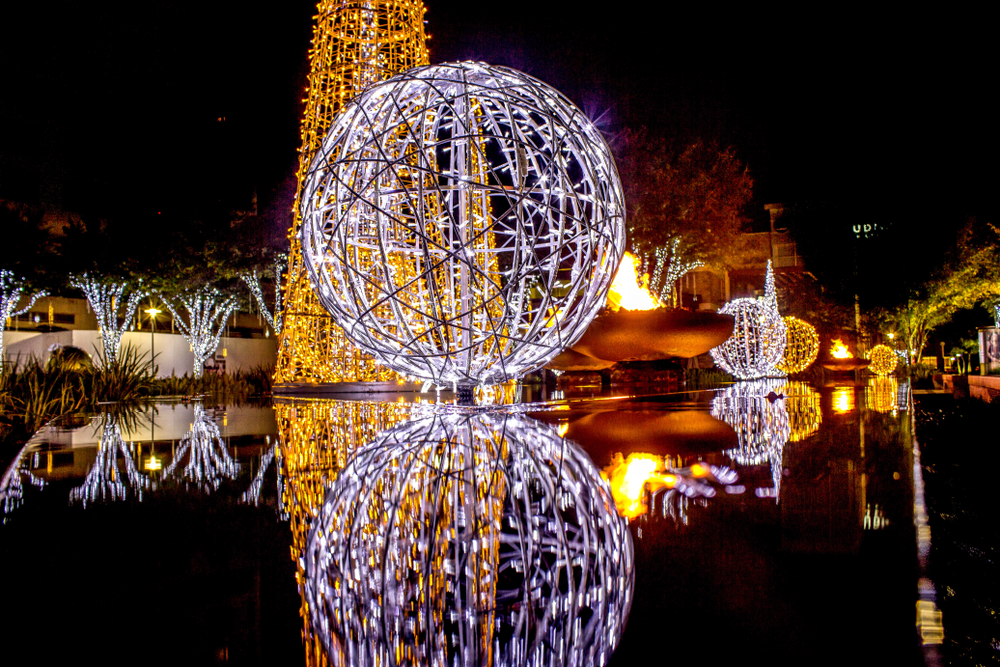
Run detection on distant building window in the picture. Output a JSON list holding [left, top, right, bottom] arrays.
[[54, 313, 75, 325]]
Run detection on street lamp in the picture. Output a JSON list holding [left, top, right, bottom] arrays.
[[145, 307, 161, 378]]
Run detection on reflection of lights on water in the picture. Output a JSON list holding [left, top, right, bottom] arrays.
[[162, 404, 240, 492], [602, 453, 737, 522], [832, 387, 855, 414], [866, 377, 898, 414], [69, 415, 148, 507], [863, 503, 889, 530], [305, 409, 634, 667], [917, 600, 945, 645], [711, 380, 790, 500]]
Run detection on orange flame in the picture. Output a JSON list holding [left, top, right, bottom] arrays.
[[607, 253, 661, 312], [830, 339, 853, 359], [602, 453, 676, 520]]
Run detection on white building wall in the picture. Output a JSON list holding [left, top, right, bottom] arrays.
[[2, 330, 276, 378]]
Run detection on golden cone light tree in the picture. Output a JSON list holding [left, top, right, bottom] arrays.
[[274, 0, 429, 384]]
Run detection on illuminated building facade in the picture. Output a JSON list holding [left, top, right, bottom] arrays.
[[274, 0, 429, 384]]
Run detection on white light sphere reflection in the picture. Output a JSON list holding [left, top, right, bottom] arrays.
[[300, 62, 626, 386], [303, 409, 634, 667]]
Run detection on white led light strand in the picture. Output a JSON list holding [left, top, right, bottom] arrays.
[[160, 288, 239, 378], [0, 269, 48, 367], [304, 408, 634, 667], [300, 61, 626, 387], [69, 273, 145, 365]]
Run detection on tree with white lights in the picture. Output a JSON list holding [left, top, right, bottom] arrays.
[[240, 254, 286, 335], [617, 131, 754, 303], [1, 200, 51, 368], [69, 274, 145, 365], [161, 287, 240, 378], [0, 270, 47, 368]]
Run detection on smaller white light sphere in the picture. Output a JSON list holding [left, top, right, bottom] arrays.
[[300, 62, 625, 386], [710, 297, 787, 379]]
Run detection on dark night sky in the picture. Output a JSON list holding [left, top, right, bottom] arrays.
[[1, 1, 994, 236]]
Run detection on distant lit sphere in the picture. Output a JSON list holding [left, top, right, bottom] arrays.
[[775, 316, 819, 375], [300, 62, 626, 386], [710, 298, 786, 380], [868, 344, 898, 376]]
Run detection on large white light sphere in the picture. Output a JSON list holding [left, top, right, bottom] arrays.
[[300, 62, 625, 386]]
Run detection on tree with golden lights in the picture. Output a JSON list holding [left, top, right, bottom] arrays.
[[274, 0, 429, 384]]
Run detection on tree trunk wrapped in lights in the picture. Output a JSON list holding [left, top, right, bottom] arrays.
[[640, 237, 704, 304], [240, 255, 286, 335], [275, 0, 430, 384], [161, 288, 239, 378], [0, 269, 47, 367], [69, 273, 145, 365]]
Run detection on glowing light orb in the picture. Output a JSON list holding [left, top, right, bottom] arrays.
[[303, 409, 633, 667], [775, 316, 819, 375], [300, 62, 626, 386], [710, 262, 786, 379], [868, 343, 898, 376]]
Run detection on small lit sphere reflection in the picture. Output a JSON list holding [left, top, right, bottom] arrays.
[[304, 409, 634, 667], [300, 61, 626, 387], [866, 376, 899, 413], [775, 316, 819, 375], [868, 344, 898, 376], [780, 381, 822, 442]]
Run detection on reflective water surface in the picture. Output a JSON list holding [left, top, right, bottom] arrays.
[[0, 381, 923, 665]]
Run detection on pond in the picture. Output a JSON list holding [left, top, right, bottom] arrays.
[[0, 379, 927, 665]]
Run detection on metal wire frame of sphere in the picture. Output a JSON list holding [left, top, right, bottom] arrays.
[[303, 408, 634, 667], [710, 298, 787, 380], [868, 343, 899, 376], [776, 316, 820, 375], [300, 61, 626, 387]]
